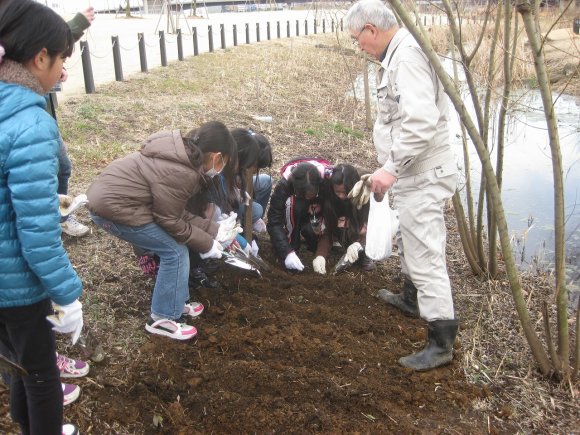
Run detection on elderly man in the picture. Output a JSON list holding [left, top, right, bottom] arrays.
[[345, 0, 459, 371]]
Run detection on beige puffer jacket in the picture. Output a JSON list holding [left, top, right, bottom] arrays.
[[87, 130, 218, 253]]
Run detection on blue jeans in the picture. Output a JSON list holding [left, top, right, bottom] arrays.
[[91, 215, 189, 320], [238, 174, 272, 223], [57, 136, 71, 196]]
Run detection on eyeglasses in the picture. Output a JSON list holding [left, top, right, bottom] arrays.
[[351, 25, 369, 48]]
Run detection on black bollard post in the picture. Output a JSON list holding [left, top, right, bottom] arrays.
[[287, 20, 290, 37], [340, 18, 343, 31], [332, 19, 335, 33], [305, 19, 308, 35], [277, 21, 280, 39], [193, 27, 199, 56], [220, 24, 226, 49], [233, 24, 238, 46], [138, 33, 148, 73], [79, 41, 95, 94], [177, 29, 184, 60], [267, 22, 271, 40], [314, 19, 317, 34], [256, 22, 260, 42], [159, 31, 167, 66], [323, 19, 325, 33], [111, 36, 123, 81], [208, 25, 214, 52], [246, 23, 250, 44], [296, 19, 299, 36]]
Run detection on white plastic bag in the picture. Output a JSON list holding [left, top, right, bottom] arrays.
[[365, 194, 399, 261]]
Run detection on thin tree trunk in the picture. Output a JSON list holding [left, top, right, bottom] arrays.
[[453, 193, 483, 275], [363, 54, 372, 131], [484, 1, 503, 277], [517, 0, 568, 377], [243, 169, 254, 243]]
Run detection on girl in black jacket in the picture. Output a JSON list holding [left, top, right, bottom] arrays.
[[266, 158, 333, 271]]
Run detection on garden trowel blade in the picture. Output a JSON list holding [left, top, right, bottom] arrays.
[[248, 252, 271, 272], [0, 353, 27, 376], [223, 252, 262, 278], [333, 252, 352, 275]]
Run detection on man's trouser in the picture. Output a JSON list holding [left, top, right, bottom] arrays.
[[392, 163, 457, 321]]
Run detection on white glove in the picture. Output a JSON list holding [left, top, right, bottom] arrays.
[[346, 242, 363, 263], [46, 300, 83, 345], [312, 256, 326, 274], [58, 193, 88, 217], [200, 240, 224, 259], [217, 211, 237, 224], [284, 251, 304, 271], [216, 213, 243, 247], [250, 239, 259, 256], [253, 218, 267, 233], [348, 174, 372, 210]]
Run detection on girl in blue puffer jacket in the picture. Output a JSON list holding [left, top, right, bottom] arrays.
[[0, 1, 83, 434]]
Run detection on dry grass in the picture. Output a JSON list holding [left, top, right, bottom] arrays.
[[54, 31, 579, 433], [423, 10, 579, 99]]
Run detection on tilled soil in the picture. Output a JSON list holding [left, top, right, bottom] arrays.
[[1, 228, 499, 434]]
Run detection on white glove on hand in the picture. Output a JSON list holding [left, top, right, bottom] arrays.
[[46, 300, 83, 345], [200, 240, 224, 259], [252, 218, 267, 233], [284, 251, 304, 271], [217, 211, 237, 224], [250, 240, 259, 257], [346, 242, 363, 263], [312, 256, 326, 274], [216, 212, 243, 247], [348, 174, 372, 210]]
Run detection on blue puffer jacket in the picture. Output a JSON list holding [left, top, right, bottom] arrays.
[[0, 61, 82, 308]]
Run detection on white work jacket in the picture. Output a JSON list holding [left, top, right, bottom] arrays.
[[373, 28, 453, 178]]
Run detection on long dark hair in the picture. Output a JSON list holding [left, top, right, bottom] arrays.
[[184, 121, 238, 181], [323, 164, 369, 245], [230, 128, 260, 211], [289, 163, 323, 199], [184, 122, 238, 215], [0, 0, 74, 64]]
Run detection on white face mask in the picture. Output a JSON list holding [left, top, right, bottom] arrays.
[[204, 154, 224, 178]]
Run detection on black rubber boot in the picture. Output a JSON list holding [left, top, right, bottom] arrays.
[[377, 279, 419, 317], [355, 251, 376, 271], [399, 319, 459, 371]]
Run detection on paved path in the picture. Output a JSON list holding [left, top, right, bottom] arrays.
[[58, 9, 346, 101]]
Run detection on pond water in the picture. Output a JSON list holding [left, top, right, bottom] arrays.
[[350, 66, 580, 301]]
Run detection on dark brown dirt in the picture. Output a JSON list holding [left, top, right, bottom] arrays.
[[0, 227, 504, 434]]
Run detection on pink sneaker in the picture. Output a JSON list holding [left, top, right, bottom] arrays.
[[145, 318, 197, 341], [62, 383, 80, 406], [57, 353, 89, 378], [182, 302, 204, 318]]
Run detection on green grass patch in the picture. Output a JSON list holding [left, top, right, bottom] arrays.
[[331, 122, 364, 139]]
